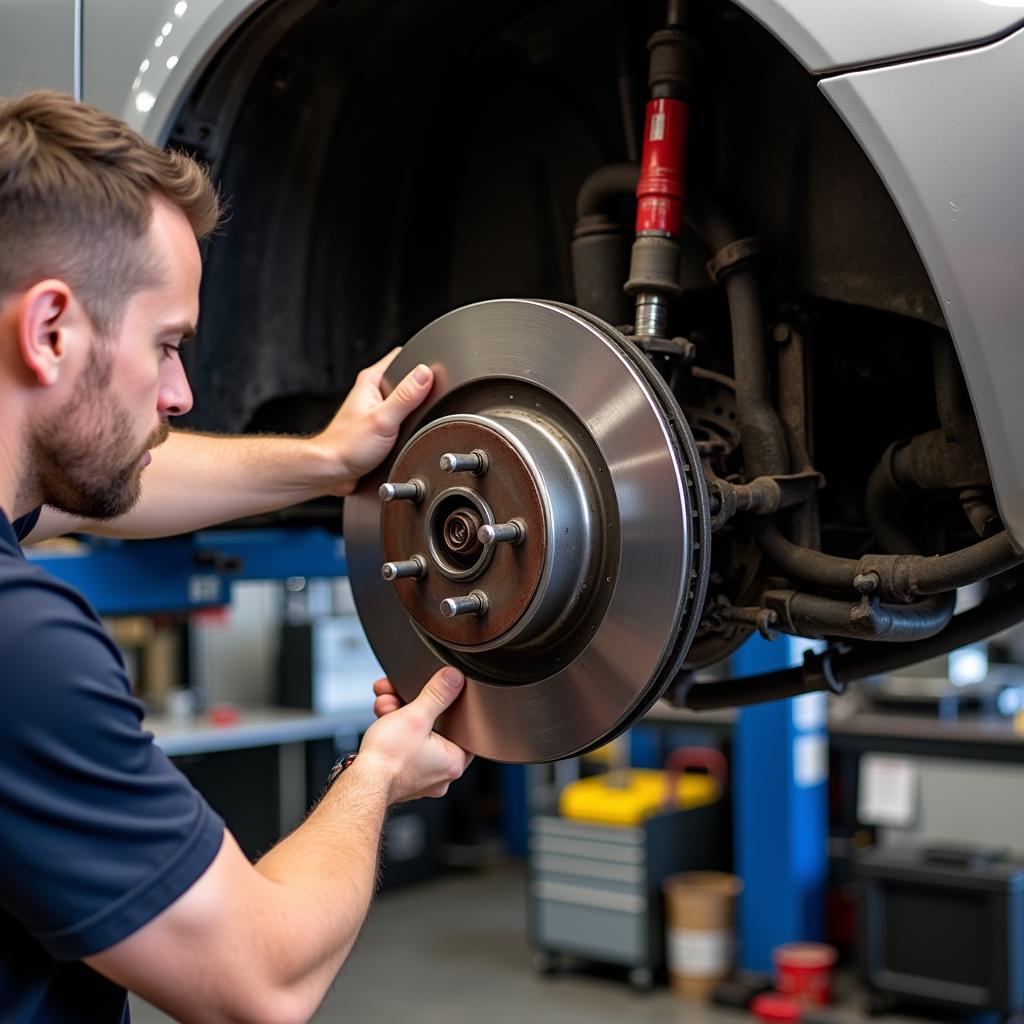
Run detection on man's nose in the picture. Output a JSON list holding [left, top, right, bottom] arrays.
[[157, 359, 194, 417]]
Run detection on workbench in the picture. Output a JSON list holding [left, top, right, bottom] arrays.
[[646, 697, 1024, 859], [645, 699, 1024, 763]]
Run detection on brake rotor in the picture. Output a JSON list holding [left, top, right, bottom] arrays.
[[344, 299, 711, 763]]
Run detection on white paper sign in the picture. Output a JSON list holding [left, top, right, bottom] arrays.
[[794, 734, 828, 788], [857, 754, 918, 827], [792, 691, 828, 732]]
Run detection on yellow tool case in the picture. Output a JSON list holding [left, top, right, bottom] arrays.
[[559, 768, 719, 827]]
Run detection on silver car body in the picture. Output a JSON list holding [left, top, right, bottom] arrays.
[[3, 0, 1024, 545]]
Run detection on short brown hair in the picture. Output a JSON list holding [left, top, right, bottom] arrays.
[[0, 90, 221, 334]]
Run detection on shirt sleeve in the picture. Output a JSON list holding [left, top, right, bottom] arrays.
[[0, 570, 225, 961], [12, 506, 41, 540]]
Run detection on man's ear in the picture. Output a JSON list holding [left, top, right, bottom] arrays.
[[17, 280, 77, 387]]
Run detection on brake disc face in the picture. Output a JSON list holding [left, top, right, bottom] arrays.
[[344, 299, 710, 763]]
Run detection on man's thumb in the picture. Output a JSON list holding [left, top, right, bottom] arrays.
[[378, 364, 433, 430], [414, 666, 465, 718]]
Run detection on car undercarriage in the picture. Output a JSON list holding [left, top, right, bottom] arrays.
[[165, 0, 1024, 760]]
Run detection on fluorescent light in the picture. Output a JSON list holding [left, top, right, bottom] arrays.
[[174, 1, 188, 15], [135, 91, 156, 113], [166, 56, 179, 70]]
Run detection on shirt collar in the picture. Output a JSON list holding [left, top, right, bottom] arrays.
[[0, 509, 25, 558]]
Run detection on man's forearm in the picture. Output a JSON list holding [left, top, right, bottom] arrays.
[[86, 672, 466, 1024], [81, 429, 340, 540], [87, 760, 392, 1024], [252, 758, 390, 1007]]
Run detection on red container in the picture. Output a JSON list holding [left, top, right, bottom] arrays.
[[751, 991, 803, 1022], [773, 942, 838, 1005]]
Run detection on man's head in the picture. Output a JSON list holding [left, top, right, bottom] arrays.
[[0, 90, 221, 519]]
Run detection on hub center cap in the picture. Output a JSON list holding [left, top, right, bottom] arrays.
[[381, 413, 599, 652]]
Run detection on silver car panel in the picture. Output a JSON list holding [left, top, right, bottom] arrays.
[[822, 25, 1024, 550], [81, 0, 266, 143], [0, 0, 78, 97], [736, 0, 1024, 73]]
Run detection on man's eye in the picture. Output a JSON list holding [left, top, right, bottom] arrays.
[[161, 344, 182, 359]]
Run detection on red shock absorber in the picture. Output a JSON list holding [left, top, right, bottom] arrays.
[[625, 23, 699, 340], [635, 96, 690, 239]]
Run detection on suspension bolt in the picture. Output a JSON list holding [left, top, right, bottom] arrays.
[[478, 519, 526, 546], [379, 479, 425, 502], [853, 571, 879, 594], [439, 590, 489, 618], [439, 450, 489, 475], [756, 608, 780, 642], [382, 555, 426, 581]]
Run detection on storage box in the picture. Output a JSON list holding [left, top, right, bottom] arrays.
[[559, 768, 719, 827], [854, 843, 1024, 1015], [529, 797, 724, 988]]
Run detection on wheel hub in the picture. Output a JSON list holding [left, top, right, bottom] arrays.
[[382, 412, 590, 653], [344, 299, 711, 762]]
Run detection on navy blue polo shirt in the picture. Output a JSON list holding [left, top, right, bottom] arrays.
[[0, 509, 225, 1022]]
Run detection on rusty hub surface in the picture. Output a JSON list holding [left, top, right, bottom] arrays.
[[381, 417, 548, 648]]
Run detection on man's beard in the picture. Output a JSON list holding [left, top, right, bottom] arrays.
[[30, 353, 170, 521]]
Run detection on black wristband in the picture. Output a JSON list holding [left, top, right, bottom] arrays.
[[326, 752, 358, 788]]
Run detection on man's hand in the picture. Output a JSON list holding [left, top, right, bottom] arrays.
[[359, 667, 473, 803], [372, 676, 405, 718], [315, 348, 434, 496]]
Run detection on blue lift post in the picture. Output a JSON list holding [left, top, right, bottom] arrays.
[[732, 634, 829, 973], [26, 528, 348, 616]]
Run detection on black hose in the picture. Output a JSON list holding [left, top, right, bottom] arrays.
[[684, 664, 814, 710], [753, 518, 860, 591], [685, 196, 790, 479], [575, 163, 640, 221], [683, 582, 1024, 710], [833, 584, 1024, 679], [754, 517, 1022, 601], [864, 441, 921, 554], [909, 531, 1021, 594], [572, 164, 639, 326], [768, 590, 955, 643]]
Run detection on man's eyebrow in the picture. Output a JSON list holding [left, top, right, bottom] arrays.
[[157, 322, 198, 341]]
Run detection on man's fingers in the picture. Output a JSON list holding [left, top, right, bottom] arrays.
[[374, 695, 402, 717], [375, 363, 433, 433], [410, 666, 465, 722], [373, 677, 396, 697]]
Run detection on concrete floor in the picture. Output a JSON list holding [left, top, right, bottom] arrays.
[[129, 863, 932, 1023]]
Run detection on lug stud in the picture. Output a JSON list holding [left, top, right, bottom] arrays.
[[382, 555, 426, 581], [478, 519, 526, 546], [439, 450, 489, 475], [439, 590, 489, 618], [379, 479, 425, 502]]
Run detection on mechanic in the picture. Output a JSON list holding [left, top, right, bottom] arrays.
[[0, 89, 472, 1023]]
